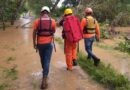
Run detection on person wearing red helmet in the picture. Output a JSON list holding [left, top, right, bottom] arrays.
[[81, 7, 100, 66]]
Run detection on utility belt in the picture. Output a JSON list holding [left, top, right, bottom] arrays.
[[83, 28, 96, 34], [37, 29, 54, 37]]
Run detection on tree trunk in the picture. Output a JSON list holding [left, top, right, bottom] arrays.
[[2, 22, 5, 31], [11, 16, 15, 25], [2, 16, 5, 31], [10, 0, 26, 25]]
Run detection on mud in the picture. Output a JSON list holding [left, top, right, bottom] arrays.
[[0, 18, 105, 90]]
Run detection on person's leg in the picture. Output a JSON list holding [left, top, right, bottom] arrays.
[[65, 40, 73, 70], [90, 36, 100, 66], [72, 42, 78, 66], [84, 37, 100, 66], [38, 44, 45, 72], [42, 43, 53, 76], [84, 38, 93, 59], [37, 43, 53, 89], [38, 44, 47, 89]]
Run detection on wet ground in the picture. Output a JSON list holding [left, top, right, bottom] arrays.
[[0, 18, 106, 90], [79, 36, 130, 80]]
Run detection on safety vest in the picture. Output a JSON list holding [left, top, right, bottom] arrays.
[[83, 16, 96, 34], [37, 15, 54, 36]]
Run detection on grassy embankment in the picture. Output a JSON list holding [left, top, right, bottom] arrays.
[[55, 37, 130, 90]]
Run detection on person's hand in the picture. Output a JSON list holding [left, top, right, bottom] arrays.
[[96, 38, 100, 42], [95, 36, 100, 42], [33, 44, 37, 49]]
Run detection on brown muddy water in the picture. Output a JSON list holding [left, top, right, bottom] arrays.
[[0, 18, 106, 90]]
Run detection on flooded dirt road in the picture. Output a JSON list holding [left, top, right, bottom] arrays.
[[0, 19, 105, 90]]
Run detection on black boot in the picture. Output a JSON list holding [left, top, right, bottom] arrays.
[[41, 76, 48, 89], [72, 59, 78, 66], [93, 57, 100, 66]]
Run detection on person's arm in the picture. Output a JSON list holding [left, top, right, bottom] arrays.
[[58, 15, 65, 26], [33, 19, 38, 49], [81, 18, 87, 32], [52, 19, 56, 33], [33, 30, 37, 49], [59, 19, 64, 26], [95, 21, 100, 41]]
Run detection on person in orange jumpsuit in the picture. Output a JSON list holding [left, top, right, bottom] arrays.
[[59, 8, 78, 71], [33, 6, 56, 89], [81, 7, 100, 66]]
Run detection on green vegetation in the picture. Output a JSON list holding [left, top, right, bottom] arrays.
[[100, 23, 111, 39], [6, 56, 16, 63], [27, 0, 52, 16], [0, 0, 129, 30], [78, 52, 130, 90], [95, 43, 114, 50], [80, 0, 130, 26], [3, 66, 18, 80], [0, 83, 8, 90], [0, 0, 27, 30], [55, 37, 64, 49], [31, 79, 38, 89], [115, 41, 130, 55], [0, 64, 18, 90], [55, 37, 63, 45]]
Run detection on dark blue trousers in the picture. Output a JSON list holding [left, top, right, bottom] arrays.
[[84, 36, 98, 60], [37, 43, 53, 76]]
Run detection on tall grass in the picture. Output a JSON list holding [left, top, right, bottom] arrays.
[[78, 52, 130, 90]]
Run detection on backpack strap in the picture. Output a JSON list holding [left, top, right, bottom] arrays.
[[37, 17, 54, 37]]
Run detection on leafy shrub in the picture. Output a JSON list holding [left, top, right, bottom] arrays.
[[113, 12, 130, 26], [100, 23, 111, 39], [115, 41, 130, 54]]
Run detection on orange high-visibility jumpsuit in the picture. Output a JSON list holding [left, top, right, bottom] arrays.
[[59, 17, 77, 70], [65, 39, 77, 70]]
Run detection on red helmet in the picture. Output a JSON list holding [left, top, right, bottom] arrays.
[[85, 8, 93, 14]]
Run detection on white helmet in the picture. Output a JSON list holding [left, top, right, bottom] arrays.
[[41, 6, 50, 12]]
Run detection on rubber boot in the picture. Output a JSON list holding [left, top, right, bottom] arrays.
[[72, 59, 78, 66], [93, 57, 100, 66], [41, 76, 48, 89]]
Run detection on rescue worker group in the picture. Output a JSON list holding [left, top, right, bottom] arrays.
[[33, 6, 100, 89]]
